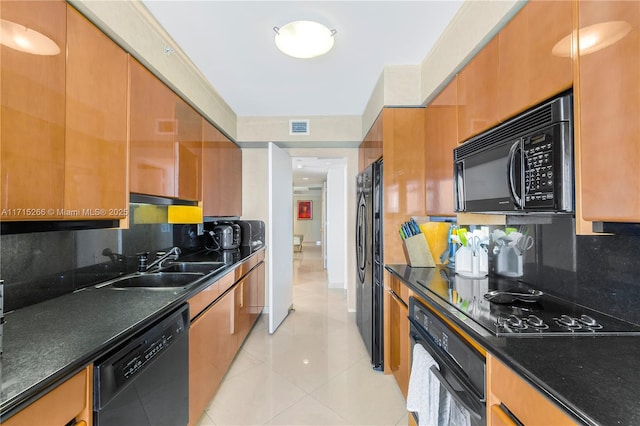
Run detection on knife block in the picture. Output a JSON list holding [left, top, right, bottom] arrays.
[[402, 234, 436, 268]]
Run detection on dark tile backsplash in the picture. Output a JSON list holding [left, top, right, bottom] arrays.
[[495, 216, 640, 325], [0, 212, 263, 312], [2, 207, 637, 325], [1, 222, 175, 312]]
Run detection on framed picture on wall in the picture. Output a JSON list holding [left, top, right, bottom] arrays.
[[297, 200, 312, 220]]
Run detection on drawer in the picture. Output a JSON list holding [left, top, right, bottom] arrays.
[[188, 280, 220, 320], [488, 354, 576, 425], [4, 366, 92, 426]]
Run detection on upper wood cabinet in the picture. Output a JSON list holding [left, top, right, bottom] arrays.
[[129, 58, 177, 198], [359, 113, 384, 173], [425, 80, 458, 217], [578, 1, 640, 222], [176, 98, 202, 201], [130, 60, 203, 202], [456, 37, 499, 143], [202, 121, 242, 217], [382, 108, 427, 264], [497, 0, 573, 121], [65, 6, 128, 219], [0, 0, 66, 220]]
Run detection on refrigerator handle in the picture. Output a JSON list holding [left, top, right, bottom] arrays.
[[356, 192, 367, 280]]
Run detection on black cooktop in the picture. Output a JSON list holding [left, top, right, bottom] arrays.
[[417, 269, 640, 337]]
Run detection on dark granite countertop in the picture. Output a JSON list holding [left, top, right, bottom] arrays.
[[0, 246, 265, 420], [386, 264, 640, 426]]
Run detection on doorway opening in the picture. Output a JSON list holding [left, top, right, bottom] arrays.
[[291, 156, 347, 288]]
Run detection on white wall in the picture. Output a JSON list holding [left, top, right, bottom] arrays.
[[326, 166, 347, 289], [242, 148, 270, 311], [293, 194, 322, 242]]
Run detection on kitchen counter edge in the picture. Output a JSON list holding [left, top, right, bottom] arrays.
[[385, 263, 640, 426], [0, 246, 266, 421]]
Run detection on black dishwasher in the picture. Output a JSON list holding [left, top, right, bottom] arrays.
[[94, 304, 189, 426]]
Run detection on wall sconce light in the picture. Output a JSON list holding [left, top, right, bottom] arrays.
[[0, 18, 60, 55], [274, 20, 336, 59]]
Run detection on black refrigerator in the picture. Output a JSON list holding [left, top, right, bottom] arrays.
[[356, 160, 383, 370]]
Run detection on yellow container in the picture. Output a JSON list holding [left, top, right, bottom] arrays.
[[167, 205, 203, 224], [419, 222, 452, 265]]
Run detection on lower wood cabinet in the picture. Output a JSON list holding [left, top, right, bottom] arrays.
[[188, 284, 235, 426], [384, 273, 411, 398], [487, 353, 576, 425], [188, 256, 265, 426], [388, 288, 410, 398], [3, 365, 93, 426]]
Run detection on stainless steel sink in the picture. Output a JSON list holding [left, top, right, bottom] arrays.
[[98, 272, 204, 290], [158, 262, 226, 274]]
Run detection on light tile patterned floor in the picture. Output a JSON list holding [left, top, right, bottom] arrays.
[[196, 244, 408, 425]]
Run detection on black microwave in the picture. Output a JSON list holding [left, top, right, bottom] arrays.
[[454, 93, 574, 214]]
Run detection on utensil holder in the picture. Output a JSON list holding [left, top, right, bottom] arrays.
[[495, 246, 523, 277], [455, 247, 488, 277], [402, 234, 436, 267]]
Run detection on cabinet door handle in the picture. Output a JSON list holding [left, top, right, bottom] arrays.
[[490, 403, 522, 426], [388, 289, 407, 308]]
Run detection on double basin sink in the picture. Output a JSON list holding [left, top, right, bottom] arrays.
[[95, 261, 226, 290]]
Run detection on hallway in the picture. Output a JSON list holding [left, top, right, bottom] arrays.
[[197, 243, 407, 425]]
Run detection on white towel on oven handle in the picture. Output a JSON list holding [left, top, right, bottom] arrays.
[[406, 344, 440, 426], [446, 394, 471, 426]]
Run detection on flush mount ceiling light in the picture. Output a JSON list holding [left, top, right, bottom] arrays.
[[552, 21, 632, 57], [0, 19, 60, 55], [273, 20, 336, 59]]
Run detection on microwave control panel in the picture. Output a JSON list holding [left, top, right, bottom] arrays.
[[524, 131, 554, 207]]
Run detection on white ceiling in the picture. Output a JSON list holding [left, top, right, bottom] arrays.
[[141, 0, 463, 117], [141, 1, 464, 188], [292, 156, 346, 190]]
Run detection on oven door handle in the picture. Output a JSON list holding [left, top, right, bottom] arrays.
[[429, 365, 483, 421], [410, 319, 484, 403]]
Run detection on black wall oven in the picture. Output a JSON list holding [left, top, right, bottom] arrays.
[[454, 92, 573, 214], [408, 296, 485, 426]]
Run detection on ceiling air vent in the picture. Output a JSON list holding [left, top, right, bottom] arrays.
[[290, 119, 310, 136]]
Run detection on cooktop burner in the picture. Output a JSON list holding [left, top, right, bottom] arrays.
[[416, 270, 640, 337]]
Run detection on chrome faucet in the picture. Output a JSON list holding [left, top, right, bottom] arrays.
[[138, 247, 182, 273]]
